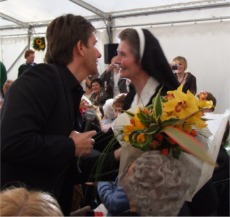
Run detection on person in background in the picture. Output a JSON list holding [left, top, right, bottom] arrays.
[[101, 93, 127, 133], [18, 49, 36, 77], [122, 151, 189, 216], [89, 78, 110, 116], [101, 99, 115, 125], [1, 14, 100, 215], [0, 61, 7, 99], [100, 55, 130, 99], [0, 187, 63, 216], [112, 93, 126, 118], [172, 56, 197, 95], [89, 78, 103, 105], [197, 91, 216, 112], [81, 73, 99, 99], [84, 80, 92, 99], [80, 95, 102, 131]]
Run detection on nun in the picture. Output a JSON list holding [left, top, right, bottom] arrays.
[[114, 28, 179, 110]]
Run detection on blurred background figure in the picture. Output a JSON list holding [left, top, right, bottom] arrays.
[[172, 56, 197, 95], [197, 91, 217, 113], [89, 78, 110, 116], [0, 187, 64, 216], [100, 55, 130, 99], [0, 61, 7, 104], [18, 49, 36, 77], [84, 80, 93, 99], [112, 93, 126, 118], [101, 93, 127, 133], [101, 99, 115, 125], [82, 74, 99, 99]]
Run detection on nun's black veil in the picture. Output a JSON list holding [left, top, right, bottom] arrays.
[[141, 29, 179, 95]]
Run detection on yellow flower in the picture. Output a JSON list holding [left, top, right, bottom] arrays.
[[198, 99, 213, 109], [33, 37, 46, 51], [162, 86, 207, 129], [123, 109, 146, 143], [121, 84, 215, 166], [35, 39, 42, 45], [136, 133, 146, 144]]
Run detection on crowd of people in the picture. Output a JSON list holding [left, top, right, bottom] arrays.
[[1, 13, 229, 217]]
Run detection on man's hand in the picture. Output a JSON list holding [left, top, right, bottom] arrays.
[[69, 130, 96, 157]]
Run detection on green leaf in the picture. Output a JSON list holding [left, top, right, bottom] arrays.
[[137, 111, 152, 126], [125, 110, 135, 117], [153, 89, 163, 120], [144, 123, 159, 134], [161, 118, 180, 127], [161, 126, 215, 166], [129, 130, 152, 151]]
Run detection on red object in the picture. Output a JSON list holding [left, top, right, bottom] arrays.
[[94, 211, 104, 216], [162, 148, 169, 156]]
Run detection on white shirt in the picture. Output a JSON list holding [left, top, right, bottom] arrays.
[[113, 71, 120, 97], [131, 77, 159, 107]]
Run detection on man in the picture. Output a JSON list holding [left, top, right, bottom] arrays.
[[18, 49, 36, 77], [100, 56, 130, 99], [1, 14, 101, 215]]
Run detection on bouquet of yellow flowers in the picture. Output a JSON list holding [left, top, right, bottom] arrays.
[[112, 85, 219, 200], [32, 37, 46, 51], [122, 85, 214, 164]]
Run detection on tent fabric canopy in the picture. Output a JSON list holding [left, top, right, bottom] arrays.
[[1, 0, 230, 31]]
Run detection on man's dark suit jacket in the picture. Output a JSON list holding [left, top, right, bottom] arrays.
[[1, 64, 84, 215]]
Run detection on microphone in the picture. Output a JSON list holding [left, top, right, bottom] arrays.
[[83, 108, 96, 132]]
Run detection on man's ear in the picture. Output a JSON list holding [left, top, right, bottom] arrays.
[[76, 41, 85, 56]]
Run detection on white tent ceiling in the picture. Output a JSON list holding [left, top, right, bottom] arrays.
[[1, 0, 230, 32]]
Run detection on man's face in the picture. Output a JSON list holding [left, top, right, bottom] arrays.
[[84, 33, 101, 76], [115, 40, 141, 81], [26, 54, 35, 64]]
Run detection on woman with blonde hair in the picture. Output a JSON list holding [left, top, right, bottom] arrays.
[[0, 187, 63, 216], [172, 56, 197, 95]]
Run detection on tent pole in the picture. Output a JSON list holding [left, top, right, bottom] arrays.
[[106, 16, 113, 43], [7, 46, 28, 73], [27, 26, 33, 49]]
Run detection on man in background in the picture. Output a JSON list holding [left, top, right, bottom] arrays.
[[18, 49, 36, 77]]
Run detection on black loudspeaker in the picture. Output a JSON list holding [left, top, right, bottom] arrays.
[[104, 43, 118, 64]]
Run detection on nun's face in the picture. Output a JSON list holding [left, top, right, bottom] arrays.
[[115, 40, 142, 81]]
